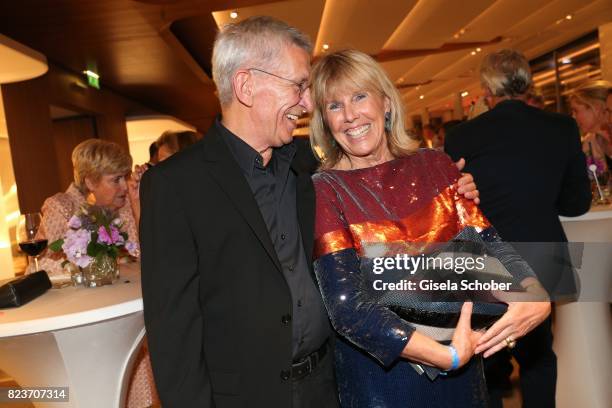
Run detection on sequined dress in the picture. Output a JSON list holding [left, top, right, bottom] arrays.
[[313, 149, 534, 408]]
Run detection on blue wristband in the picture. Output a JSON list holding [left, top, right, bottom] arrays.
[[446, 345, 460, 371]]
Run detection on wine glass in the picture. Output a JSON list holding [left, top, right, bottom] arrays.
[[17, 213, 47, 271]]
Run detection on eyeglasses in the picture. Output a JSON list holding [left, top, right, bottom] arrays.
[[248, 67, 309, 97]]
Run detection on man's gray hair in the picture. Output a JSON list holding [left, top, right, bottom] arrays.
[[212, 16, 312, 106], [480, 49, 532, 97]]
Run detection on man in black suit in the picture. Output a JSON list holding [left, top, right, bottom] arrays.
[[445, 49, 592, 408], [140, 16, 480, 408], [140, 16, 337, 408]]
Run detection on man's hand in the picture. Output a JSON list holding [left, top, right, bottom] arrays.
[[455, 158, 480, 204]]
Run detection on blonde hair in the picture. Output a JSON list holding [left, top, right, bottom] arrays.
[[72, 139, 132, 192], [310, 49, 419, 169], [569, 80, 612, 111], [480, 49, 532, 97], [212, 16, 312, 106]]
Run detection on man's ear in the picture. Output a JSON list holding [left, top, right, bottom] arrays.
[[233, 70, 254, 107]]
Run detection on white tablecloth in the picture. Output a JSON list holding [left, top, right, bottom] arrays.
[[0, 262, 145, 408]]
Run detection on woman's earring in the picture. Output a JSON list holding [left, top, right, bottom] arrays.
[[384, 111, 392, 132]]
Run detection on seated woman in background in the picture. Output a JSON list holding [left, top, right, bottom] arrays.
[[129, 130, 202, 210], [34, 139, 139, 276], [309, 49, 550, 407], [155, 130, 201, 162], [569, 80, 612, 173], [34, 138, 157, 408]]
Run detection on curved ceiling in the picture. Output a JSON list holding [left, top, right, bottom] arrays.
[[0, 0, 610, 130]]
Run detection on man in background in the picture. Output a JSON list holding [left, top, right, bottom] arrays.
[[445, 49, 592, 408]]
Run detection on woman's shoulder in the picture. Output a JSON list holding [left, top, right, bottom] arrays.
[[398, 148, 456, 172], [42, 191, 79, 217], [312, 170, 339, 196]]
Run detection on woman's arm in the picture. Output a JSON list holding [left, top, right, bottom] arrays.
[[34, 195, 72, 275], [316, 250, 482, 369], [314, 248, 415, 367]]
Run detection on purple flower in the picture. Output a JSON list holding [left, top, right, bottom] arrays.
[[97, 226, 113, 245], [62, 229, 92, 268], [125, 241, 139, 257], [586, 156, 606, 175], [109, 225, 124, 245], [68, 215, 82, 229]]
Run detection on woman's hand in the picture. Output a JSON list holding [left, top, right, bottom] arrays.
[[475, 282, 551, 357], [128, 164, 147, 225], [450, 302, 483, 368], [128, 164, 147, 201], [455, 158, 480, 204], [400, 302, 482, 370]]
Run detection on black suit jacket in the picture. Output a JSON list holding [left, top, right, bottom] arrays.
[[445, 100, 591, 294], [140, 125, 317, 408]]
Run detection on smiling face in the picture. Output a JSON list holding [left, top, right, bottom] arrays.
[[251, 44, 313, 149], [86, 172, 129, 210], [324, 86, 392, 169]]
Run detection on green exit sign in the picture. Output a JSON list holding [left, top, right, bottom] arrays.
[[83, 70, 100, 89]]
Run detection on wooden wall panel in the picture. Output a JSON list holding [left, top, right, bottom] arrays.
[[1, 77, 62, 213], [52, 116, 97, 191]]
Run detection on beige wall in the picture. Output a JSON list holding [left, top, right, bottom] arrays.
[[0, 89, 17, 278], [600, 22, 612, 82]]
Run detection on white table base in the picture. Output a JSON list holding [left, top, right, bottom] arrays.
[[557, 212, 612, 408], [0, 312, 145, 407]]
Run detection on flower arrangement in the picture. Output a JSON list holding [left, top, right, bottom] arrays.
[[49, 204, 139, 268]]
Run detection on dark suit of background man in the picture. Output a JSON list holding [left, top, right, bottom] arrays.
[[140, 16, 339, 408], [445, 49, 592, 408]]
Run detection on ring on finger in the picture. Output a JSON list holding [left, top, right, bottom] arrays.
[[504, 336, 516, 349]]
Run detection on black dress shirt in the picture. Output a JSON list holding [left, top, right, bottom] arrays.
[[219, 120, 330, 360]]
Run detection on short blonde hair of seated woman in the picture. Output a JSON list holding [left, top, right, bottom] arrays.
[[72, 139, 132, 193]]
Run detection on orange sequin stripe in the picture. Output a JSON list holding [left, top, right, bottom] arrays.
[[314, 185, 490, 258]]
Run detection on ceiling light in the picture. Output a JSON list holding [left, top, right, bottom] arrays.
[[561, 58, 571, 64], [419, 95, 424, 100], [322, 44, 330, 50], [476, 48, 481, 52], [453, 34, 460, 39], [471, 51, 476, 56], [460, 29, 465, 34], [565, 14, 572, 20], [230, 11, 238, 19], [461, 91, 469, 97]]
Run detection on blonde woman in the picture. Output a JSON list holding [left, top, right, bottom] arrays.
[[309, 50, 550, 407], [570, 80, 612, 173], [35, 139, 139, 276]]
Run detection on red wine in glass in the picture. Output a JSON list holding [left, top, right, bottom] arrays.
[[17, 213, 45, 271], [19, 239, 48, 257]]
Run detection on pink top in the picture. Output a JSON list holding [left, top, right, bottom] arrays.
[[33, 183, 139, 276]]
